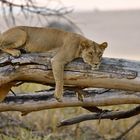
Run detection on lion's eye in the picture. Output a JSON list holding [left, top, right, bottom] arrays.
[[88, 52, 93, 55]]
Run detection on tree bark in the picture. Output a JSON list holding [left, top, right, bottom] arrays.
[[58, 105, 140, 127], [1, 89, 140, 114], [0, 52, 139, 91], [0, 52, 140, 117]]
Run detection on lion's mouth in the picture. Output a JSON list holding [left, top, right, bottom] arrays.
[[91, 64, 99, 70], [91, 62, 101, 70], [83, 58, 100, 69]]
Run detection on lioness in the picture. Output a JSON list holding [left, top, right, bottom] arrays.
[[0, 26, 108, 102]]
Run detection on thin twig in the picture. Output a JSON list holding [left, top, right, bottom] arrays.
[[0, 0, 72, 26], [10, 89, 16, 96]]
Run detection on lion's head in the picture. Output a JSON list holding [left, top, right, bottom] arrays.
[[80, 40, 108, 69]]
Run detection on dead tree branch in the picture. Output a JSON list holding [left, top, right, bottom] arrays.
[[0, 89, 140, 115], [0, 0, 72, 26], [0, 52, 140, 117], [58, 105, 140, 127], [0, 52, 139, 90]]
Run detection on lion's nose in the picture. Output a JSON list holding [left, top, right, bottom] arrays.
[[94, 63, 99, 66]]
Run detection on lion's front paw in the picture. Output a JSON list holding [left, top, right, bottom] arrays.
[[54, 90, 63, 102], [11, 50, 21, 57], [54, 93, 63, 102], [54, 95, 63, 102]]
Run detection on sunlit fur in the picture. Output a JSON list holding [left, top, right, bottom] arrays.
[[81, 40, 107, 69], [0, 26, 108, 102]]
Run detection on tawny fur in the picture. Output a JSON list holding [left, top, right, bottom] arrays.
[[0, 26, 108, 102]]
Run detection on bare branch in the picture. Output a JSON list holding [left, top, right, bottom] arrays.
[[0, 53, 140, 124], [82, 106, 104, 113], [0, 0, 71, 15], [58, 106, 140, 127], [0, 0, 72, 26], [0, 89, 140, 115], [0, 53, 139, 112], [9, 3, 16, 25], [0, 53, 139, 91], [1, 2, 9, 26]]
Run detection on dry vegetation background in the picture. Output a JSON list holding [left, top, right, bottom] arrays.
[[0, 0, 140, 140]]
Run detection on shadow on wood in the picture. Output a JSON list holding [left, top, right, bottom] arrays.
[[0, 52, 140, 122]]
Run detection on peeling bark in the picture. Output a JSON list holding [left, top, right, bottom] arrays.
[[0, 52, 140, 121], [0, 52, 139, 91], [0, 89, 140, 114]]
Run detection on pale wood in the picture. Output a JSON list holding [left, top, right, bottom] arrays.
[[0, 52, 140, 115], [0, 89, 140, 114], [0, 52, 139, 91]]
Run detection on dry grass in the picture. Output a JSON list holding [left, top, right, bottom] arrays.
[[0, 84, 140, 140]]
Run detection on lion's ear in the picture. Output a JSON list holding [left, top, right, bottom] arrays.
[[80, 40, 89, 49], [100, 42, 108, 50]]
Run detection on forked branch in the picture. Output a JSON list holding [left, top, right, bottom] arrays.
[[0, 52, 140, 120], [58, 105, 140, 127]]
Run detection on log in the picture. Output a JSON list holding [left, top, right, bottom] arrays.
[[1, 89, 140, 114], [0, 52, 139, 91], [0, 52, 140, 116]]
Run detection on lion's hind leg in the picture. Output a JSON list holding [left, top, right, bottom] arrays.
[[0, 28, 27, 57]]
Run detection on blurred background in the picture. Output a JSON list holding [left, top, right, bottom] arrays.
[[0, 0, 140, 140], [1, 0, 140, 60]]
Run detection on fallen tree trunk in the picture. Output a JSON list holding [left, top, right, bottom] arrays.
[[0, 52, 140, 123], [0, 52, 139, 91], [0, 52, 140, 105], [1, 89, 140, 114]]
